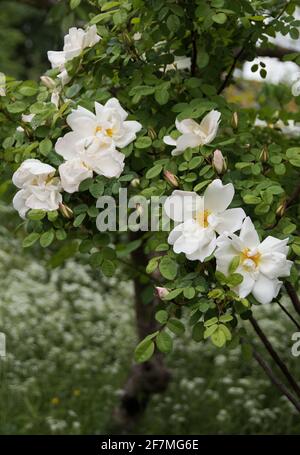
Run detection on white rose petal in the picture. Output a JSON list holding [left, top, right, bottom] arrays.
[[164, 179, 245, 262], [163, 110, 221, 156], [215, 217, 292, 304]]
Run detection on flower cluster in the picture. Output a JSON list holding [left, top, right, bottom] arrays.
[[164, 181, 292, 304], [47, 26, 101, 85], [56, 99, 142, 193], [12, 159, 62, 218]]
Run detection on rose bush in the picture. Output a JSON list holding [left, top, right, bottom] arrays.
[[1, 0, 300, 415]]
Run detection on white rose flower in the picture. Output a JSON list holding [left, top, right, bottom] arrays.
[[59, 158, 93, 194], [163, 110, 221, 156], [164, 179, 245, 262], [57, 136, 125, 193], [56, 98, 142, 153], [12, 159, 62, 218], [12, 159, 56, 188], [47, 26, 101, 85], [215, 217, 293, 304]]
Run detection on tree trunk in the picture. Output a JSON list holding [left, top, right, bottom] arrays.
[[111, 232, 171, 433]]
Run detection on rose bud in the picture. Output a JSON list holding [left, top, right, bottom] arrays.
[[155, 286, 169, 300], [212, 149, 227, 174], [259, 145, 269, 162], [164, 170, 179, 187], [59, 203, 73, 219], [231, 111, 239, 130], [40, 75, 56, 90]]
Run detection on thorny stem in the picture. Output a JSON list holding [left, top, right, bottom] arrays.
[[285, 282, 300, 317], [252, 347, 300, 413], [249, 315, 300, 399], [276, 300, 300, 331]]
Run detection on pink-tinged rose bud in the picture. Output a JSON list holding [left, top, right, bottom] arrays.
[[40, 75, 56, 89], [231, 111, 238, 129], [155, 286, 169, 300], [59, 203, 73, 219], [164, 170, 179, 187], [212, 149, 226, 174]]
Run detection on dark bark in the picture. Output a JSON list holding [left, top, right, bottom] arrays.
[[285, 282, 300, 317], [111, 232, 171, 433]]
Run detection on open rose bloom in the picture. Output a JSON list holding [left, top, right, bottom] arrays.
[[163, 110, 221, 156], [12, 159, 62, 218], [56, 98, 142, 193], [164, 179, 245, 262], [215, 217, 293, 304], [47, 26, 101, 85]]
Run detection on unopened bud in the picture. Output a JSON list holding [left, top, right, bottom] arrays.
[[148, 127, 157, 140], [276, 201, 286, 218], [212, 149, 227, 174], [59, 203, 73, 219], [164, 170, 179, 187], [231, 111, 238, 130], [40, 75, 56, 90], [259, 145, 269, 162], [131, 178, 140, 188], [155, 286, 169, 300]]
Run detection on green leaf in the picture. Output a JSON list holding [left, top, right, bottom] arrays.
[[134, 338, 155, 363], [164, 288, 183, 300], [40, 230, 55, 248], [79, 178, 94, 192], [167, 14, 180, 32], [167, 318, 185, 336], [101, 259, 116, 277], [7, 101, 26, 113], [204, 317, 218, 327], [212, 13, 227, 24], [135, 136, 152, 149], [243, 194, 261, 204], [219, 314, 233, 323], [193, 180, 211, 192], [227, 273, 244, 286], [204, 324, 218, 339], [211, 327, 226, 347], [155, 310, 168, 324], [89, 182, 105, 198], [70, 0, 81, 9], [156, 331, 173, 353], [218, 324, 232, 341], [183, 287, 196, 299], [146, 164, 163, 179], [39, 138, 52, 156], [22, 232, 40, 248], [101, 1, 120, 12], [146, 257, 159, 274], [19, 81, 39, 97], [159, 256, 178, 280], [192, 322, 204, 342], [73, 213, 86, 227], [155, 88, 169, 105], [229, 256, 240, 274], [27, 209, 46, 221]]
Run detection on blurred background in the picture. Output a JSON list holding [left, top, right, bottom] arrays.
[[0, 0, 300, 435]]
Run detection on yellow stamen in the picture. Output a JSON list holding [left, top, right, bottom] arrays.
[[95, 126, 102, 133], [241, 248, 261, 267], [106, 128, 113, 137], [195, 210, 210, 228]]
